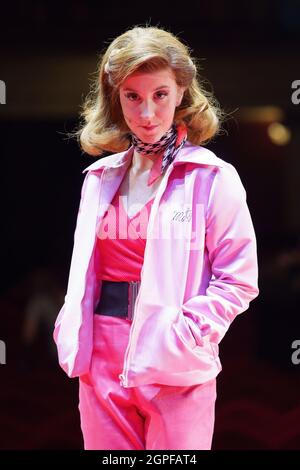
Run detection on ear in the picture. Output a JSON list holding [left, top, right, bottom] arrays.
[[176, 87, 185, 107]]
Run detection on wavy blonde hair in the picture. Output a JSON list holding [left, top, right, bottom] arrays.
[[72, 25, 225, 156]]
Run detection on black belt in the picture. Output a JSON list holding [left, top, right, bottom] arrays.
[[94, 280, 141, 320]]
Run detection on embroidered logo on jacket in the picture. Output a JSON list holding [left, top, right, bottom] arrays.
[[172, 208, 192, 222]]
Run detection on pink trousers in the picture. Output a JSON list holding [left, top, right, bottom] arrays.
[[78, 314, 217, 450]]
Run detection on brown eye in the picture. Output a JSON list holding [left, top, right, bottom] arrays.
[[155, 91, 168, 99], [125, 93, 139, 101]]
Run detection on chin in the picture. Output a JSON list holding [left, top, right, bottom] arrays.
[[137, 128, 165, 144], [141, 136, 160, 144]]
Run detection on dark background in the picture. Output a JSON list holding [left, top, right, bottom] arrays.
[[0, 0, 300, 450]]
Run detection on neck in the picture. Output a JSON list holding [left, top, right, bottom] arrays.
[[130, 149, 155, 174]]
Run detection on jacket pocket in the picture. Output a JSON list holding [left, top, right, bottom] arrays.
[[173, 310, 199, 349], [183, 314, 204, 347]]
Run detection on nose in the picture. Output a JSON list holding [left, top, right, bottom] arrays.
[[139, 99, 155, 121]]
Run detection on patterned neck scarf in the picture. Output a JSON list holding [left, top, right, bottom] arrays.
[[130, 122, 188, 186]]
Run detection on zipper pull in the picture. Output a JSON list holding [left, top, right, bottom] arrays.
[[118, 373, 127, 387]]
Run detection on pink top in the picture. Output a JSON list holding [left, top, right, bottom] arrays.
[[96, 184, 155, 281]]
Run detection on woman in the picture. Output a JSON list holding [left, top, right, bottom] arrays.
[[53, 25, 259, 450]]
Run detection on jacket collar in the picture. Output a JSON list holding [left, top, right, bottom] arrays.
[[82, 141, 224, 174]]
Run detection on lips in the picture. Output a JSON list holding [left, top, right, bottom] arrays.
[[141, 125, 158, 130]]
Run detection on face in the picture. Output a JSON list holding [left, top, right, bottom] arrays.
[[119, 67, 185, 144]]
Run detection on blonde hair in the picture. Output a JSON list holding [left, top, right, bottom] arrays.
[[72, 25, 226, 156]]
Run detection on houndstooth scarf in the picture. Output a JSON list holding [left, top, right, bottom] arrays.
[[130, 122, 187, 185]]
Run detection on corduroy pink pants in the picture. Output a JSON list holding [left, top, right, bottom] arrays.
[[78, 314, 217, 450]]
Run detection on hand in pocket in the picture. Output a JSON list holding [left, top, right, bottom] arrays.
[[183, 314, 203, 347]]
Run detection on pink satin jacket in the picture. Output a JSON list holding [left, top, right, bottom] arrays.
[[53, 141, 259, 387]]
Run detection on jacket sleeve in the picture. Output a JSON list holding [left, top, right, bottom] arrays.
[[52, 172, 89, 350], [182, 163, 259, 345]]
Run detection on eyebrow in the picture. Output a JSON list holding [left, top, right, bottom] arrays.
[[123, 85, 170, 92]]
